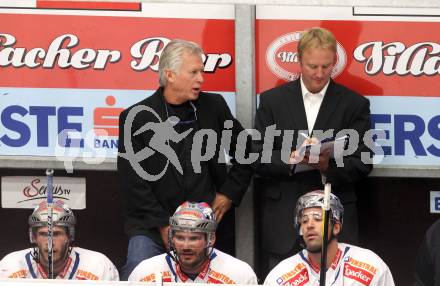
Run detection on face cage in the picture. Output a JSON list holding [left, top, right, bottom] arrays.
[[294, 192, 344, 224], [167, 230, 215, 263], [295, 208, 343, 232], [30, 244, 73, 267]]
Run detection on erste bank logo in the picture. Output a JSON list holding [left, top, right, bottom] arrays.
[[266, 31, 347, 82]]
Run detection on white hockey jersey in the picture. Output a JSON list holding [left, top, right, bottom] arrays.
[[0, 247, 119, 280], [264, 243, 395, 286], [129, 248, 257, 284]]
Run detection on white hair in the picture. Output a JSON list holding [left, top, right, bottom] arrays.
[[158, 39, 204, 87]]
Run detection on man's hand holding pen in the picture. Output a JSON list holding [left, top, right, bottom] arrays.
[[289, 132, 330, 173]]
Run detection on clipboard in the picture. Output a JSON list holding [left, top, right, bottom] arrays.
[[292, 135, 348, 174], [298, 135, 348, 158]]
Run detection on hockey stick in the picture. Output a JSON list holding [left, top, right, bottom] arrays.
[[46, 169, 54, 279], [319, 183, 331, 286]]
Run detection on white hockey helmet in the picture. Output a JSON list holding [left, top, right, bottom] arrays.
[[28, 200, 76, 243], [294, 190, 344, 232], [169, 201, 217, 248]]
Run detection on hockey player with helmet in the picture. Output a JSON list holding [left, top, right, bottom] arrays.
[[264, 190, 395, 286], [0, 200, 119, 280], [129, 201, 257, 284]]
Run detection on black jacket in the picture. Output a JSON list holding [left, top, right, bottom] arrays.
[[117, 88, 252, 245], [252, 79, 373, 255]]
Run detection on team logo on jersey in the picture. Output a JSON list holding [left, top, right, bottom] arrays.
[[8, 270, 27, 278], [208, 270, 235, 284], [266, 31, 347, 82], [345, 257, 378, 274], [344, 263, 374, 286], [140, 271, 172, 282], [283, 268, 309, 286], [276, 263, 309, 286], [75, 269, 99, 280]]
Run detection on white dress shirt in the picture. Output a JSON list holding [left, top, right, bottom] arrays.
[[300, 76, 330, 183], [300, 76, 330, 134]]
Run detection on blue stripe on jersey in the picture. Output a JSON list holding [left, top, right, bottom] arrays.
[[25, 252, 37, 278], [210, 250, 217, 260], [68, 251, 80, 279], [165, 254, 178, 282]]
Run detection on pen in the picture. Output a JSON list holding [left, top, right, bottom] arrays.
[[299, 132, 309, 139]]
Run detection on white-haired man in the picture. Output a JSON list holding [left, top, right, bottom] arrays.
[[118, 39, 253, 280]]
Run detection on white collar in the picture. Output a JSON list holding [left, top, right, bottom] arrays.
[[300, 76, 330, 100]]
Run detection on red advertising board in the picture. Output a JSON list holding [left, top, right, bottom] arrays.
[[0, 14, 234, 91], [257, 6, 440, 166], [257, 19, 440, 97], [0, 3, 236, 160]]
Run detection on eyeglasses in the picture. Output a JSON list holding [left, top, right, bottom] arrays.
[[164, 100, 198, 125]]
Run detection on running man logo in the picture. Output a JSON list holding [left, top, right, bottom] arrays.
[[93, 96, 124, 137]]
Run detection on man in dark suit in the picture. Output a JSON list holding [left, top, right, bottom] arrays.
[[253, 27, 373, 277], [117, 39, 252, 280]]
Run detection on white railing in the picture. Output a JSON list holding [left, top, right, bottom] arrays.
[[0, 279, 260, 286]]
